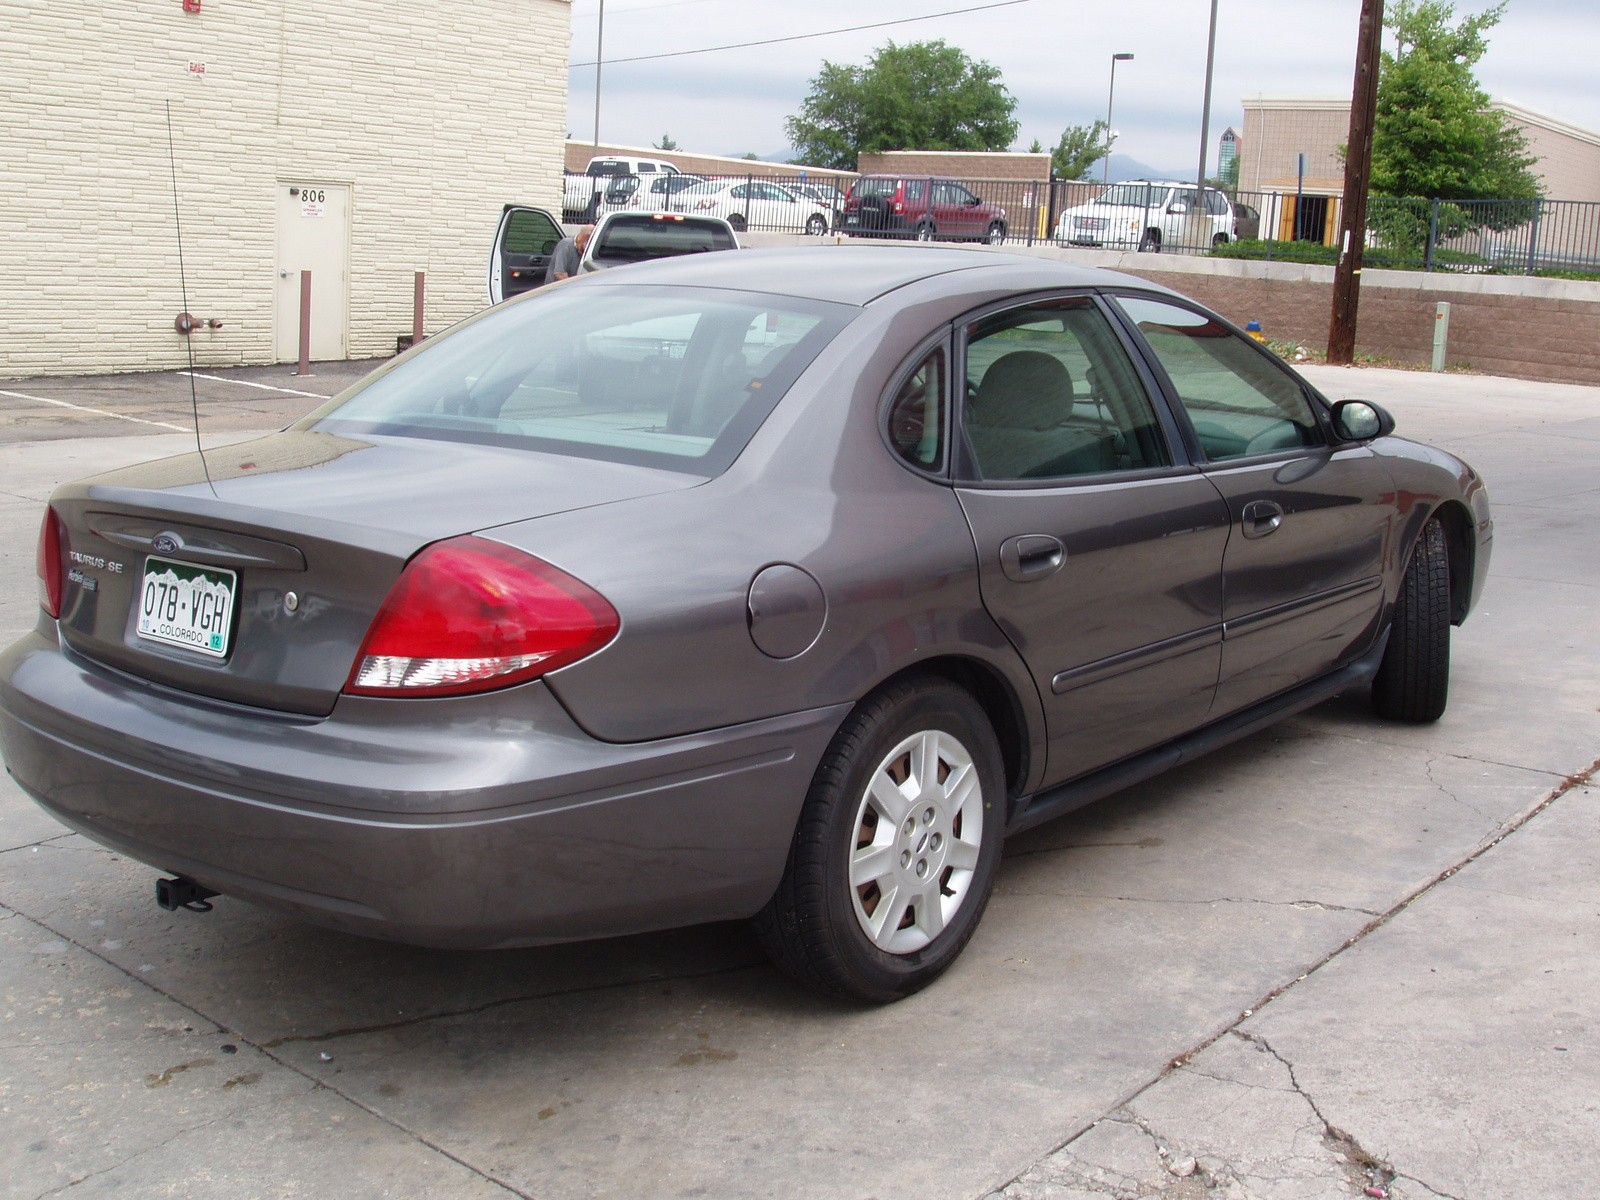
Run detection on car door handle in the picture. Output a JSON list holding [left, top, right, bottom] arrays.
[[1241, 499, 1284, 538], [1000, 534, 1065, 582]]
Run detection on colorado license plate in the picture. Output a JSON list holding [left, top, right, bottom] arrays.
[[136, 557, 237, 658]]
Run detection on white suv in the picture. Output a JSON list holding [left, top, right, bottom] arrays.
[[1055, 180, 1234, 252]]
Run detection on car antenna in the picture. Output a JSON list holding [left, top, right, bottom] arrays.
[[164, 99, 215, 493]]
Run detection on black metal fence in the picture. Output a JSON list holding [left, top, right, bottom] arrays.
[[563, 169, 1600, 277]]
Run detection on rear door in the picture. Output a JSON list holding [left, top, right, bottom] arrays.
[[952, 294, 1232, 786], [487, 204, 565, 303]]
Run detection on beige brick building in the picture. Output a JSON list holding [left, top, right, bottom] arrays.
[[1, 1, 571, 378], [1238, 95, 1600, 246]]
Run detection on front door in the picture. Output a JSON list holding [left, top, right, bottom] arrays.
[[1112, 295, 1396, 718], [275, 181, 350, 363]]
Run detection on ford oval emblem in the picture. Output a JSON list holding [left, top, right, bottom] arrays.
[[152, 534, 180, 555]]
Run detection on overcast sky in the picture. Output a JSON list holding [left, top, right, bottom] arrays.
[[564, 0, 1600, 177]]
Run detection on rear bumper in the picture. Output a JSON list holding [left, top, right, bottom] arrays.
[[0, 631, 845, 948]]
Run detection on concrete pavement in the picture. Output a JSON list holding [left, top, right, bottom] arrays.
[[0, 360, 1595, 1199]]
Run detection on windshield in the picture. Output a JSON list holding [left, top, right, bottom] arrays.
[[1095, 184, 1171, 208], [297, 286, 851, 476], [679, 181, 724, 197]]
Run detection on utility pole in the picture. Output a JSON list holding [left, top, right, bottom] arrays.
[[592, 0, 605, 154], [1328, 0, 1384, 364], [1194, 0, 1220, 194]]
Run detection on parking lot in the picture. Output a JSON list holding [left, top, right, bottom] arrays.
[[1, 359, 1596, 1199]]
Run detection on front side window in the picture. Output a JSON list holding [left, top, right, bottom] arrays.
[[299, 287, 851, 475], [1115, 296, 1322, 461], [502, 208, 562, 256], [961, 297, 1172, 482]]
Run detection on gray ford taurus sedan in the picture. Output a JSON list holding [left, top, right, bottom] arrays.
[[0, 246, 1491, 1002]]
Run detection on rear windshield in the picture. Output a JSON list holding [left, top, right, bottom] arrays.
[[588, 215, 738, 267], [297, 286, 852, 476]]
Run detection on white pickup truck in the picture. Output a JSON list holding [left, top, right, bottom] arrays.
[[563, 156, 680, 222]]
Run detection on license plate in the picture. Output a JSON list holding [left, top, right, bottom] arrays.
[[136, 557, 237, 658]]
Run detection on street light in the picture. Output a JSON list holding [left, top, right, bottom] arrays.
[[1104, 53, 1134, 185]]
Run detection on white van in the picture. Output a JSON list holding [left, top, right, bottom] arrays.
[[1055, 181, 1234, 252]]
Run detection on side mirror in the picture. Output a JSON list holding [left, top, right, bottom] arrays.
[[1330, 399, 1395, 442]]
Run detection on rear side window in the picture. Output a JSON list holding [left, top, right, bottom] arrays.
[[587, 216, 737, 267], [962, 297, 1171, 481], [300, 287, 851, 476], [502, 208, 562, 256], [886, 348, 946, 471]]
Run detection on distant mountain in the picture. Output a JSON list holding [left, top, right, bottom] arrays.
[[1102, 154, 1196, 183]]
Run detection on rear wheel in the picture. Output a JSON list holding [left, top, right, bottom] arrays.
[[755, 677, 1005, 1003], [985, 221, 1007, 245], [1372, 518, 1451, 722], [1212, 232, 1229, 246], [914, 221, 936, 242], [728, 213, 748, 233], [1138, 228, 1161, 252], [805, 213, 827, 236]]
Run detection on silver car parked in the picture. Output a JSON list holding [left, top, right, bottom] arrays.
[[0, 247, 1491, 1002]]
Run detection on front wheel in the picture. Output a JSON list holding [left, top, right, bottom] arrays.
[[985, 221, 1007, 245], [1372, 518, 1451, 722], [805, 213, 827, 236], [914, 221, 936, 242], [729, 213, 748, 233], [1138, 228, 1161, 252], [754, 677, 1006, 1003]]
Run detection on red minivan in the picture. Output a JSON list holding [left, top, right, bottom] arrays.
[[841, 176, 1008, 243]]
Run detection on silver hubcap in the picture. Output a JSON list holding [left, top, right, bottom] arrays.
[[849, 729, 983, 954]]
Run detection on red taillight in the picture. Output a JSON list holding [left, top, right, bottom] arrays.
[[344, 536, 619, 699], [36, 506, 65, 619]]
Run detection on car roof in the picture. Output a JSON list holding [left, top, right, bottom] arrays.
[[577, 244, 1158, 307]]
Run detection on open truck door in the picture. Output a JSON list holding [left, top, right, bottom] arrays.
[[487, 204, 565, 304]]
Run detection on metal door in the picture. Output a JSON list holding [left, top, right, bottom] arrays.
[[275, 181, 350, 363]]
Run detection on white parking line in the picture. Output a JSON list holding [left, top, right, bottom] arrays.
[[0, 389, 192, 432], [178, 372, 328, 399]]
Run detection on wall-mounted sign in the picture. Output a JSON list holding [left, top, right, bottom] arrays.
[[187, 61, 206, 77], [298, 187, 327, 218]]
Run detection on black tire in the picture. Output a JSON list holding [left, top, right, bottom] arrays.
[[805, 213, 827, 236], [1372, 517, 1451, 722], [914, 220, 936, 242], [985, 221, 1007, 245], [729, 213, 748, 233], [1138, 228, 1161, 253], [754, 676, 1006, 1003], [1212, 232, 1229, 246]]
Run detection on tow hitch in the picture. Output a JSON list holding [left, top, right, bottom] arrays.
[[156, 876, 219, 913]]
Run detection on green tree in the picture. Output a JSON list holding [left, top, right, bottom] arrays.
[[654, 132, 680, 151], [1050, 120, 1110, 180], [785, 40, 1018, 171], [1370, 0, 1540, 253]]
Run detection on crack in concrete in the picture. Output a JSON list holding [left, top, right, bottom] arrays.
[[1394, 1169, 1465, 1199], [984, 757, 1600, 1200], [3, 906, 538, 1200], [257, 961, 761, 1049], [1422, 755, 1492, 822], [0, 833, 78, 857], [994, 886, 1382, 917], [25, 1088, 307, 1200]]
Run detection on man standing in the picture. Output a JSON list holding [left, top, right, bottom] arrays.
[[545, 224, 594, 283]]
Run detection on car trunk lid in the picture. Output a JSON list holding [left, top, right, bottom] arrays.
[[47, 431, 697, 716]]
